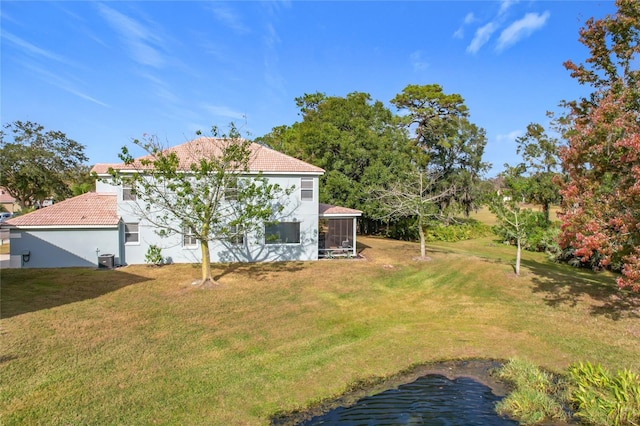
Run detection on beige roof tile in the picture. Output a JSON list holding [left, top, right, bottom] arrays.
[[0, 187, 16, 204], [91, 138, 324, 175], [5, 193, 118, 227], [319, 203, 362, 216]]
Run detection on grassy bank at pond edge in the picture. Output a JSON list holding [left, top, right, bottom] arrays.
[[1, 236, 638, 424]]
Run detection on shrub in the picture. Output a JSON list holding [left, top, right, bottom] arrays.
[[568, 361, 640, 426], [424, 219, 493, 242], [495, 358, 568, 425], [387, 218, 492, 243], [145, 244, 164, 266], [492, 211, 561, 253], [496, 359, 640, 425]]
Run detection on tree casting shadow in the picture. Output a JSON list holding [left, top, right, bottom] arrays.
[[213, 260, 307, 282], [521, 258, 640, 320]]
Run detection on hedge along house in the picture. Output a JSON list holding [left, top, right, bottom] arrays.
[[3, 137, 361, 268]]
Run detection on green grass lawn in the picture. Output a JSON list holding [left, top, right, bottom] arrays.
[[1, 236, 639, 425]]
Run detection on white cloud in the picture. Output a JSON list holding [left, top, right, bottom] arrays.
[[453, 12, 477, 39], [497, 11, 550, 52], [2, 31, 68, 63], [209, 4, 250, 34], [21, 61, 109, 108], [138, 72, 180, 104], [410, 50, 429, 72], [496, 129, 523, 144], [97, 4, 165, 68], [263, 23, 285, 94], [467, 22, 498, 54], [464, 12, 477, 24], [202, 104, 246, 121], [499, 0, 519, 16]]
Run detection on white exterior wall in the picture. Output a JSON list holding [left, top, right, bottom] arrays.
[[9, 227, 120, 268], [95, 179, 118, 194], [100, 173, 320, 265]]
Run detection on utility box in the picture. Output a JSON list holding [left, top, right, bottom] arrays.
[[98, 254, 115, 269]]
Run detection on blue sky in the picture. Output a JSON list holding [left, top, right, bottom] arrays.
[[2, 1, 616, 176]]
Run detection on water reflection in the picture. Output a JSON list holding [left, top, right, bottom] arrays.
[[299, 374, 517, 425]]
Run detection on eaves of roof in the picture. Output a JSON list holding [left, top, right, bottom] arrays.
[[4, 192, 119, 228], [91, 138, 324, 175]]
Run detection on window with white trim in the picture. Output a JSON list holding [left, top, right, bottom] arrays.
[[228, 224, 244, 245], [225, 177, 238, 201], [123, 183, 136, 201], [124, 223, 139, 244], [183, 227, 198, 247], [301, 177, 313, 201], [265, 222, 300, 244]]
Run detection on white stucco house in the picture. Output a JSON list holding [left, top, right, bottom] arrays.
[[3, 138, 361, 268]]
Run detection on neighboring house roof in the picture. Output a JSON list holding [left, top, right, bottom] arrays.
[[4, 192, 118, 228], [319, 203, 362, 217], [91, 138, 324, 175], [0, 187, 16, 204]]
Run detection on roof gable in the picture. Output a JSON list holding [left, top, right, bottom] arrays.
[[91, 138, 324, 175], [319, 203, 362, 217], [4, 193, 118, 227]]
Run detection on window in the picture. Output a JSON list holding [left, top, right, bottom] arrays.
[[123, 183, 136, 201], [301, 177, 313, 201], [183, 227, 198, 247], [225, 177, 238, 201], [265, 222, 300, 244], [124, 223, 139, 243], [228, 224, 244, 245]]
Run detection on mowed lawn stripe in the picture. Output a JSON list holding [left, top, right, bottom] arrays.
[[1, 236, 638, 424]]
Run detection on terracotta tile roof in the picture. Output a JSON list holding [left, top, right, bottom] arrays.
[[0, 187, 16, 204], [4, 192, 118, 227], [91, 138, 324, 175], [90, 163, 122, 174], [319, 203, 362, 216]]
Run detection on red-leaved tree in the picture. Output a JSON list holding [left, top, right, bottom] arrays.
[[559, 0, 640, 291]]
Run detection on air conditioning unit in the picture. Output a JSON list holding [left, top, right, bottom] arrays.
[[98, 254, 115, 269]]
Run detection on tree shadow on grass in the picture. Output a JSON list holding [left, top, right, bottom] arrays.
[[521, 258, 640, 320], [0, 268, 150, 319], [213, 260, 307, 282]]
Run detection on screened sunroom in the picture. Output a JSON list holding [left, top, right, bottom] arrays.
[[318, 203, 362, 258]]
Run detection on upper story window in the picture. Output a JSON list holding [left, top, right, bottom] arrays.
[[225, 177, 238, 201], [183, 226, 198, 248], [123, 183, 136, 201], [301, 177, 313, 201], [124, 223, 139, 244]]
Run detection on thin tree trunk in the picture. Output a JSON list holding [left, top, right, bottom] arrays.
[[515, 237, 521, 276], [418, 225, 426, 258], [542, 202, 550, 223], [200, 240, 213, 283]]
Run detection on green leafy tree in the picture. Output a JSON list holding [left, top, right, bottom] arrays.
[[559, 0, 640, 291], [489, 193, 538, 276], [257, 91, 413, 233], [390, 84, 489, 221], [509, 123, 562, 222], [109, 124, 293, 285], [69, 164, 96, 196], [0, 120, 88, 208]]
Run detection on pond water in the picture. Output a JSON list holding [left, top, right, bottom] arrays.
[[272, 361, 520, 426], [298, 373, 517, 426]]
